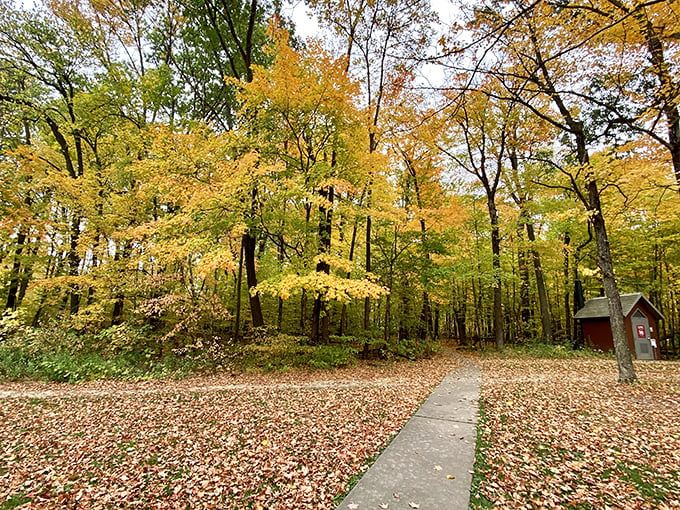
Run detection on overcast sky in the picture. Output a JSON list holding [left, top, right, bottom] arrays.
[[283, 0, 455, 88]]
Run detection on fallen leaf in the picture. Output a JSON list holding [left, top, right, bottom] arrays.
[[434, 465, 442, 471], [447, 474, 456, 479], [409, 502, 420, 509]]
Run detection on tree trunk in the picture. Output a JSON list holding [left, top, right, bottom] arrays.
[[488, 197, 504, 349], [526, 222, 553, 343], [111, 242, 131, 326], [68, 215, 81, 316], [588, 182, 636, 382], [311, 186, 334, 344], [277, 234, 285, 332], [363, 214, 372, 331], [340, 191, 362, 335], [634, 7, 680, 192], [563, 232, 571, 341], [233, 242, 244, 339], [243, 231, 264, 328], [5, 230, 26, 311], [516, 222, 531, 338]]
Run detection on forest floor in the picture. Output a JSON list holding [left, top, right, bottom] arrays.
[[471, 355, 680, 509], [0, 354, 458, 510]]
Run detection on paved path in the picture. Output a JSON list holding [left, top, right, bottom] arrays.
[[336, 358, 481, 510]]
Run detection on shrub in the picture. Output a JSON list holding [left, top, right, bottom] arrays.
[[239, 334, 358, 371], [389, 337, 441, 360]]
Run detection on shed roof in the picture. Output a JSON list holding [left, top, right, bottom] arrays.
[[574, 292, 665, 320]]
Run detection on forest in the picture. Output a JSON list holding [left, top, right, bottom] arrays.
[[0, 0, 679, 382]]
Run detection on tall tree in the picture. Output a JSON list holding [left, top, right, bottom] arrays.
[[438, 87, 512, 349], [310, 0, 437, 335], [457, 0, 636, 380]]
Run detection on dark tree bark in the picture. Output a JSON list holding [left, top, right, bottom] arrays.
[[488, 196, 504, 349], [5, 230, 26, 311], [526, 222, 553, 343], [311, 185, 334, 344], [243, 230, 264, 328], [563, 232, 571, 341], [233, 242, 244, 338]]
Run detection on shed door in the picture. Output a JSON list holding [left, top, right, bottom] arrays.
[[631, 309, 653, 360]]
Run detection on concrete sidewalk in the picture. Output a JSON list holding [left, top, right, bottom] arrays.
[[336, 358, 481, 510]]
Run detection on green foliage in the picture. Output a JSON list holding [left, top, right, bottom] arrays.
[[1, 493, 32, 510], [0, 343, 198, 383], [0, 315, 202, 382], [474, 342, 615, 360], [239, 334, 358, 371], [389, 338, 441, 360]]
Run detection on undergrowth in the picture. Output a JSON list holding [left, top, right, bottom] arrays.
[[472, 342, 614, 360]]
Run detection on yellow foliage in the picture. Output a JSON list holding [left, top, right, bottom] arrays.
[[256, 272, 389, 303]]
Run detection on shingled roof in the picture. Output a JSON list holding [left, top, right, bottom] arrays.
[[574, 292, 665, 320]]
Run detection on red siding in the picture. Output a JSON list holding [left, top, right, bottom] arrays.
[[582, 301, 660, 360], [583, 319, 614, 352]]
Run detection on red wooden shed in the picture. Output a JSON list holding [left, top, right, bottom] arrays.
[[574, 292, 664, 360]]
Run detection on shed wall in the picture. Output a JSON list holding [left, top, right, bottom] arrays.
[[582, 301, 660, 360]]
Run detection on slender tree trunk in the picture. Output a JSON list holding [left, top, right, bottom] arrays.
[[300, 289, 307, 334], [277, 235, 285, 332], [588, 181, 636, 382], [5, 230, 26, 311], [516, 222, 531, 337], [68, 215, 81, 316], [234, 242, 244, 339], [563, 232, 571, 341], [526, 222, 553, 343], [363, 214, 372, 330], [488, 197, 504, 349]]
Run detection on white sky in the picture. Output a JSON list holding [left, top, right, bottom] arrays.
[[284, 0, 456, 88]]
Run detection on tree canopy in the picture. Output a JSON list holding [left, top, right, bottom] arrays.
[[1, 0, 679, 381]]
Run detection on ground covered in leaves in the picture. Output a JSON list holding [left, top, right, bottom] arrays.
[[0, 355, 458, 509], [473, 357, 680, 509]]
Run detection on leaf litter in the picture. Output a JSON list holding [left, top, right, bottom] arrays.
[[474, 357, 680, 509], [0, 355, 458, 509]]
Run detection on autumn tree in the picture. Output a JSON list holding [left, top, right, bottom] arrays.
[[309, 0, 437, 335], [453, 0, 637, 380], [437, 87, 513, 349], [234, 30, 387, 343]]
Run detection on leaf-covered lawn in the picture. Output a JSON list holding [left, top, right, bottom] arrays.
[[474, 358, 680, 509], [0, 356, 458, 509]]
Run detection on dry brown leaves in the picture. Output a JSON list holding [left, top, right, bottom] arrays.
[[476, 357, 680, 509], [0, 355, 458, 509]]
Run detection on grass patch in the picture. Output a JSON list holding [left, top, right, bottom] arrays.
[[1, 493, 31, 510], [618, 463, 675, 503], [469, 398, 495, 509], [473, 343, 614, 360], [0, 348, 198, 383]]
